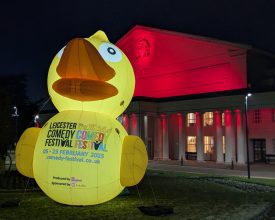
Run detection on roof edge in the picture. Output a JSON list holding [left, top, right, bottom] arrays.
[[116, 25, 252, 50]]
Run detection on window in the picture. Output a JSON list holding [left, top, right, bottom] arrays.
[[187, 136, 196, 152], [187, 113, 196, 127], [203, 112, 213, 126], [253, 109, 261, 123], [204, 136, 214, 153], [222, 112, 225, 126], [222, 136, 225, 154]]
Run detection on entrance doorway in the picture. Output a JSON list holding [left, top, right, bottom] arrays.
[[252, 139, 266, 162], [204, 136, 215, 161]]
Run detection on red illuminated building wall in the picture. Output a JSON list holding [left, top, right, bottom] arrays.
[[118, 26, 275, 164], [39, 26, 275, 164], [117, 25, 247, 98]]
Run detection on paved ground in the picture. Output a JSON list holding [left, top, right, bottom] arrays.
[[148, 160, 275, 179], [2, 159, 275, 179]]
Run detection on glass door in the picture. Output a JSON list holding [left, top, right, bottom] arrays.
[[204, 136, 214, 161]]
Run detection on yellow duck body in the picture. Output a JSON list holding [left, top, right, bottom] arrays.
[[16, 31, 148, 205]]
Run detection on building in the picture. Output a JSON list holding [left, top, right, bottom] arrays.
[[116, 26, 275, 164], [40, 25, 275, 164]]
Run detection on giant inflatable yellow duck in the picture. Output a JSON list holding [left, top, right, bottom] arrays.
[[15, 31, 148, 205]]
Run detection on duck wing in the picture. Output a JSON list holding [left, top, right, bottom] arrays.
[[120, 135, 148, 186], [16, 127, 41, 178]]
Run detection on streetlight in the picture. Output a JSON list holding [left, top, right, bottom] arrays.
[[34, 114, 40, 127], [11, 106, 19, 146], [245, 93, 252, 179]]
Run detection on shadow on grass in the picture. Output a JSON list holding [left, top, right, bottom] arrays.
[[0, 170, 274, 219]]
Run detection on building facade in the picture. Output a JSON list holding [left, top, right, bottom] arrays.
[[39, 25, 275, 164], [116, 26, 275, 164], [122, 91, 275, 164]]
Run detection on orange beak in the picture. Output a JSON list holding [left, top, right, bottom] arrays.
[[53, 38, 118, 101]]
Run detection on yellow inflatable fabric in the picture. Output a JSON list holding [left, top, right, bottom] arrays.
[[16, 30, 148, 206], [33, 111, 127, 205], [16, 127, 41, 178], [120, 136, 148, 186], [48, 30, 135, 118]]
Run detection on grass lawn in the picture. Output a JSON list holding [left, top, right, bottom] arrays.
[[0, 170, 275, 219]]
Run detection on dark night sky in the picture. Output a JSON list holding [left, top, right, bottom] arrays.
[[1, 0, 275, 102]]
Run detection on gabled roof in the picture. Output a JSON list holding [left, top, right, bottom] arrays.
[[117, 25, 249, 99], [117, 25, 251, 50]]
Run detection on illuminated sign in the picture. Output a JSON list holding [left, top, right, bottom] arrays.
[[33, 111, 126, 205]]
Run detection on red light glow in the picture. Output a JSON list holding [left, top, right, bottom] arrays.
[[177, 113, 182, 129], [225, 110, 231, 127], [122, 114, 129, 131], [131, 113, 137, 134], [117, 26, 247, 98], [235, 109, 241, 127], [215, 111, 221, 127], [195, 112, 200, 127], [161, 114, 166, 131]]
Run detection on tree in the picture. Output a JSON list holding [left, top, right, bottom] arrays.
[[0, 74, 38, 158]]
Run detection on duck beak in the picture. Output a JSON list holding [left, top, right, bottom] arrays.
[[53, 38, 118, 101]]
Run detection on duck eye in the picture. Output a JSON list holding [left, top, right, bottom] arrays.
[[107, 47, 116, 55], [57, 46, 66, 58], [99, 43, 122, 62]]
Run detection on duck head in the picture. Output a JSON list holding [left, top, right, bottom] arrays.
[[48, 31, 135, 118]]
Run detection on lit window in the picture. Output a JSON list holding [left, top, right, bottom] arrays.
[[187, 113, 196, 127], [187, 136, 196, 152], [204, 136, 214, 153], [222, 136, 225, 154], [203, 112, 213, 126], [253, 109, 261, 123], [222, 112, 225, 126]]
